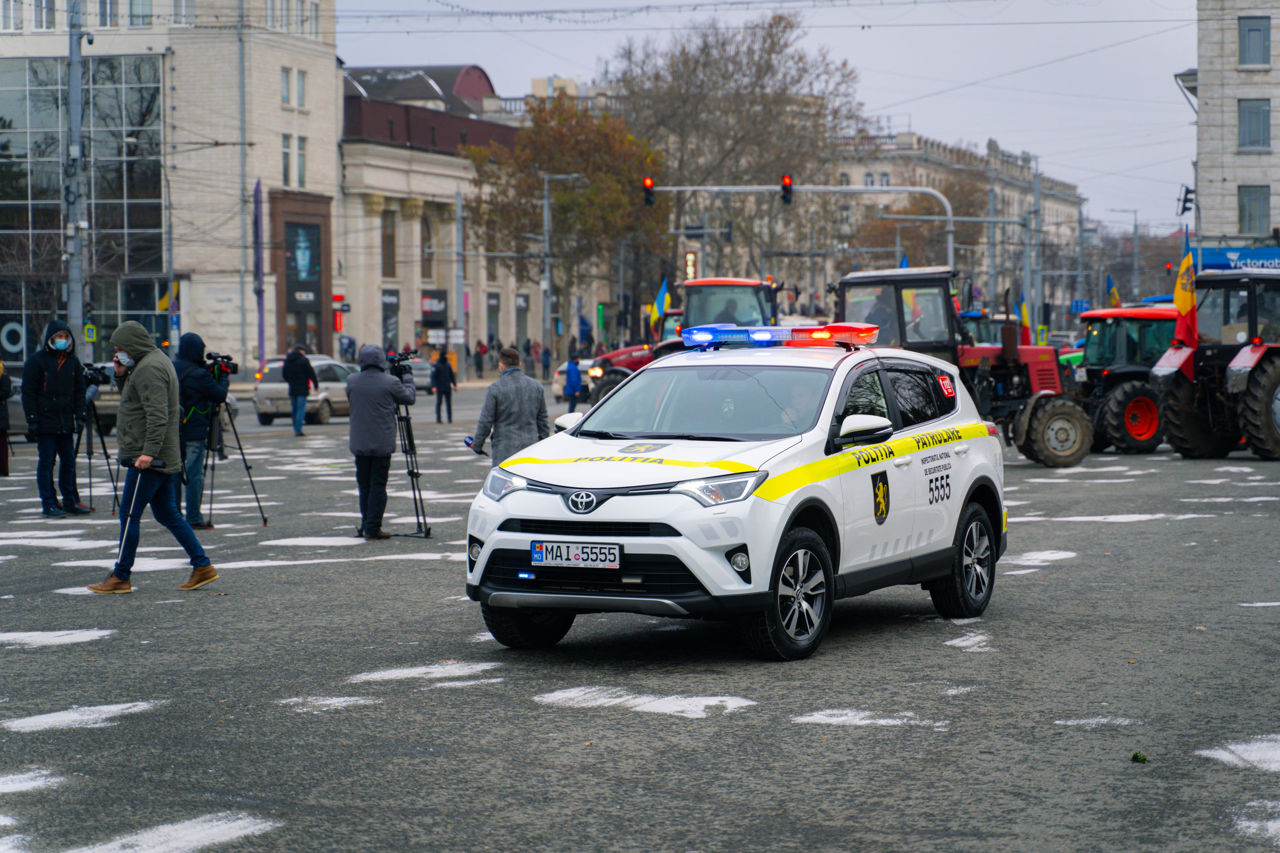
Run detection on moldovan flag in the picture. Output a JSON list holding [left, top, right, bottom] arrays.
[[1172, 251, 1197, 347], [1106, 274, 1121, 308], [1016, 297, 1032, 345]]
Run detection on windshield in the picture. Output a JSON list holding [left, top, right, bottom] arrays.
[[1082, 321, 1114, 366], [1261, 281, 1280, 340], [578, 365, 832, 440], [683, 286, 770, 328], [843, 285, 903, 346], [260, 364, 284, 383], [1197, 286, 1251, 345]]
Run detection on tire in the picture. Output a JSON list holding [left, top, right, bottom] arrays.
[[589, 375, 623, 405], [929, 504, 996, 619], [1089, 403, 1111, 453], [481, 603, 575, 649], [315, 400, 332, 425], [1025, 396, 1092, 467], [742, 528, 834, 661], [257, 413, 274, 426], [1102, 381, 1163, 454], [1160, 373, 1238, 459], [1238, 354, 1280, 460]]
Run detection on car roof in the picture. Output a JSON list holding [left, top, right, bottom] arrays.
[[650, 343, 955, 373], [839, 266, 954, 283]]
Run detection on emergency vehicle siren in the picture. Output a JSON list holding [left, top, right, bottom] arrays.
[[681, 323, 879, 349]]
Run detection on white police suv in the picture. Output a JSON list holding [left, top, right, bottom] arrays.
[[466, 323, 1006, 660]]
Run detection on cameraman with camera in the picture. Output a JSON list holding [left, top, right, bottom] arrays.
[[346, 344, 415, 540], [21, 319, 91, 516], [173, 332, 229, 529]]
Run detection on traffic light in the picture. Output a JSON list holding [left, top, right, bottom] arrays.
[[1178, 186, 1195, 215], [1165, 261, 1173, 278], [642, 175, 655, 206], [781, 174, 793, 205]]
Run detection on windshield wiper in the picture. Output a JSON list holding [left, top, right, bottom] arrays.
[[576, 429, 635, 440], [633, 433, 743, 442]]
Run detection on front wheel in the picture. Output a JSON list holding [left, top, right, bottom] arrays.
[[1161, 373, 1238, 458], [929, 504, 996, 619], [314, 400, 332, 425], [589, 376, 623, 405], [742, 528, 834, 661], [1102, 380, 1163, 454], [481, 604, 575, 649], [1238, 355, 1280, 460], [257, 413, 274, 426], [1025, 396, 1092, 467]]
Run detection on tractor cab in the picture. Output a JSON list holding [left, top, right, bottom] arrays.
[[680, 278, 783, 330], [836, 266, 959, 364]]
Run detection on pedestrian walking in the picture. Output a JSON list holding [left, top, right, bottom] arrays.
[[173, 332, 228, 529], [473, 340, 486, 378], [88, 321, 216, 594], [346, 344, 416, 540], [21, 320, 90, 516], [540, 343, 551, 380], [564, 354, 583, 414], [430, 350, 457, 423], [472, 347, 549, 468], [282, 346, 318, 436], [0, 361, 11, 477]]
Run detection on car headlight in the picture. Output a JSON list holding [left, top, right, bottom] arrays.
[[671, 471, 767, 507], [587, 366, 604, 379], [482, 468, 528, 501]]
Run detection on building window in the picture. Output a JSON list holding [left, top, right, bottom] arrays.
[[2, 0, 23, 30], [308, 1, 317, 37], [98, 0, 117, 26], [172, 0, 191, 25], [33, 0, 53, 29], [1239, 99, 1270, 149], [296, 69, 306, 108], [879, 172, 890, 187], [1239, 16, 1271, 65], [128, 0, 150, 26], [838, 172, 850, 187], [420, 218, 433, 279], [839, 205, 851, 225], [381, 210, 397, 278], [296, 136, 306, 188], [294, 0, 302, 32], [280, 0, 289, 31], [1238, 185, 1270, 234], [281, 134, 291, 187], [265, 0, 274, 27], [281, 67, 290, 105], [863, 172, 874, 186]]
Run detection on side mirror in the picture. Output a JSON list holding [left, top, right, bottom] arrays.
[[554, 412, 585, 433], [836, 414, 894, 446]]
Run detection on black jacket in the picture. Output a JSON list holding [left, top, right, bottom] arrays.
[[430, 357, 456, 392], [21, 319, 86, 435], [0, 372, 11, 432], [282, 350, 318, 397], [173, 332, 228, 443]]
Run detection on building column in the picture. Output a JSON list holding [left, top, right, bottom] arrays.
[[401, 198, 424, 349]]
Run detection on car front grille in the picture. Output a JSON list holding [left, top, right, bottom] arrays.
[[483, 548, 705, 597], [497, 519, 679, 537]]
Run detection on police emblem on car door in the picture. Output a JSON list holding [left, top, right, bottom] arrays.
[[871, 471, 890, 525]]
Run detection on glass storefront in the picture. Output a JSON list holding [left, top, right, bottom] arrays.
[[284, 221, 321, 352]]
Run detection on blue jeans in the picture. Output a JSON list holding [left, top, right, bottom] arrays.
[[36, 433, 79, 509], [290, 394, 307, 434], [181, 439, 207, 525], [112, 467, 210, 581]]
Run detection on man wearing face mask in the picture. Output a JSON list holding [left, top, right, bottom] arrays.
[[88, 321, 216, 594], [21, 319, 90, 517]]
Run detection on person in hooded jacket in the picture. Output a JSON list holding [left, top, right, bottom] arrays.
[[281, 346, 318, 436], [21, 319, 89, 516], [346, 344, 415, 540], [88, 321, 216, 594], [172, 332, 228, 528], [429, 350, 457, 424]]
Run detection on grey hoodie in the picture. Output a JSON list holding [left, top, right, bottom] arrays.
[[345, 344, 415, 456]]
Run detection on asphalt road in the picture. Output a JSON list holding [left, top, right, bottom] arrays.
[[1, 402, 1278, 852]]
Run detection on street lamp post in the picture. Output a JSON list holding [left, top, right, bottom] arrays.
[[1110, 208, 1140, 300], [541, 172, 584, 367]]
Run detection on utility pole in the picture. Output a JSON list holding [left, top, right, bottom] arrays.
[[455, 186, 466, 381], [987, 166, 997, 306], [1076, 207, 1087, 309], [237, 0, 248, 363], [1110, 208, 1140, 300], [1031, 161, 1043, 332], [66, 0, 90, 362]]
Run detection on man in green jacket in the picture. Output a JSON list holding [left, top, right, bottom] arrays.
[[88, 321, 217, 594]]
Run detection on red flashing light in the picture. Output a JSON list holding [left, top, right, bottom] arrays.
[[781, 174, 793, 188], [1253, 336, 1264, 346], [1165, 262, 1173, 272], [642, 175, 655, 190], [785, 323, 879, 348]]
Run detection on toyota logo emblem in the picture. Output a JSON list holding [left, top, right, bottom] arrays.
[[567, 491, 597, 514]]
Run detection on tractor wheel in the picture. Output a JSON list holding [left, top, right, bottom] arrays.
[[1237, 354, 1280, 460], [1024, 396, 1092, 467], [1090, 403, 1111, 453], [589, 375, 623, 405], [1102, 381, 1163, 454], [1160, 374, 1239, 459]]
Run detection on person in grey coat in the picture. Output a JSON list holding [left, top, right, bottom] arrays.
[[346, 344, 415, 540], [472, 347, 550, 468]]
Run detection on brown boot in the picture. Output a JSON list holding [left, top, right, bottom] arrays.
[[88, 574, 132, 594], [178, 565, 219, 591]]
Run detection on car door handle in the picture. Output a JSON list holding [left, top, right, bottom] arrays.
[[892, 456, 912, 468], [954, 444, 970, 456]]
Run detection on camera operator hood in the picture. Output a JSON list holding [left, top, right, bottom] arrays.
[[173, 332, 228, 445]]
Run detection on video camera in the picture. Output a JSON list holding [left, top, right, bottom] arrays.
[[205, 352, 239, 376], [84, 364, 113, 386], [386, 349, 417, 380]]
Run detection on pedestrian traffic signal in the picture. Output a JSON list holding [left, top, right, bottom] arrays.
[[781, 174, 793, 205], [643, 176, 655, 206]]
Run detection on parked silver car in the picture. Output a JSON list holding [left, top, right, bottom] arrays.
[[252, 354, 354, 425]]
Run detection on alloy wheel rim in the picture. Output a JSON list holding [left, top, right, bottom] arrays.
[[776, 548, 826, 641], [1045, 415, 1081, 453], [963, 522, 992, 602], [1124, 397, 1159, 441]]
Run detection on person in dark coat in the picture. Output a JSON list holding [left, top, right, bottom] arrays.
[[472, 347, 549, 468], [173, 332, 228, 528], [21, 319, 89, 516], [281, 346, 318, 436], [540, 342, 551, 380], [564, 355, 583, 414], [0, 361, 11, 477], [346, 344, 415, 540], [430, 350, 457, 424]]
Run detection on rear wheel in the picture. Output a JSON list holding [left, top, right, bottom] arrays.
[[1161, 374, 1239, 458], [481, 604, 575, 649], [929, 504, 996, 619], [1089, 402, 1111, 452], [256, 413, 274, 426], [1238, 355, 1280, 460], [1025, 396, 1092, 467], [743, 528, 833, 661], [589, 375, 623, 405], [314, 400, 332, 425], [1103, 381, 1163, 454]]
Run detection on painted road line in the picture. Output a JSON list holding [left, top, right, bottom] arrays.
[[1197, 735, 1280, 772], [533, 686, 756, 719], [945, 631, 995, 653], [348, 662, 501, 683], [62, 812, 281, 852], [277, 697, 382, 713], [791, 709, 948, 731], [0, 770, 64, 793], [0, 631, 116, 649], [2, 701, 166, 733]]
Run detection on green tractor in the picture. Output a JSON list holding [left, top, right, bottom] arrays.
[[1074, 305, 1176, 453]]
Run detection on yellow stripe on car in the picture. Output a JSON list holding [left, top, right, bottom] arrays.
[[754, 423, 991, 503], [502, 455, 757, 474]]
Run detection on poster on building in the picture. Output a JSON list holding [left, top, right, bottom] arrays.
[[421, 289, 447, 329], [382, 289, 400, 351], [284, 223, 322, 351]]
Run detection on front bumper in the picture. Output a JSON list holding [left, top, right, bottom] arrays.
[[253, 394, 319, 415]]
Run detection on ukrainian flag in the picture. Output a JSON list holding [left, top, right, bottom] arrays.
[[648, 278, 670, 334], [1107, 274, 1121, 308]]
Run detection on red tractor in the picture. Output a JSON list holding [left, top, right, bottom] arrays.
[[1152, 268, 1280, 459], [836, 266, 1093, 467], [1074, 305, 1176, 453]]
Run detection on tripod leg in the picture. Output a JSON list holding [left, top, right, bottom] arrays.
[[225, 406, 268, 527], [89, 402, 119, 514], [395, 405, 430, 538]]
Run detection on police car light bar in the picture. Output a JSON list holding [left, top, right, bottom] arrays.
[[682, 323, 879, 349]]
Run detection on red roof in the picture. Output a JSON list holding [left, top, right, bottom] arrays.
[[1080, 306, 1178, 321]]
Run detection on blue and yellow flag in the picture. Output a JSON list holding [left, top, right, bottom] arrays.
[[1106, 274, 1121, 308], [648, 278, 670, 333], [899, 253, 909, 268]]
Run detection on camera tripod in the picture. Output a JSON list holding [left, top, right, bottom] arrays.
[[73, 389, 120, 515], [394, 400, 431, 539], [201, 397, 268, 527]]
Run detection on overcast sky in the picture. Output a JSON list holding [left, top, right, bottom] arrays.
[[335, 0, 1198, 238]]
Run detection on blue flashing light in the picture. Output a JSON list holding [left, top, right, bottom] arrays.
[[681, 323, 879, 349], [1142, 294, 1174, 304], [517, 571, 536, 580]]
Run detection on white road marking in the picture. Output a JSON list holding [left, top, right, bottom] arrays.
[[945, 631, 995, 653], [427, 678, 505, 689], [1234, 801, 1280, 846], [0, 815, 15, 826], [1181, 496, 1279, 503], [1001, 550, 1076, 567], [52, 558, 191, 573], [533, 686, 756, 719], [0, 539, 118, 551], [0, 630, 116, 649], [1002, 569, 1040, 576], [277, 696, 382, 713], [792, 709, 948, 731], [2, 701, 166, 733], [944, 686, 975, 696], [258, 537, 367, 547], [52, 587, 100, 596], [1054, 717, 1139, 729], [62, 811, 281, 852], [0, 770, 64, 793], [1011, 513, 1213, 524], [1197, 735, 1280, 772], [1239, 602, 1280, 608], [348, 662, 500, 683], [1186, 479, 1230, 485], [468, 632, 494, 643], [1215, 466, 1255, 473]]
